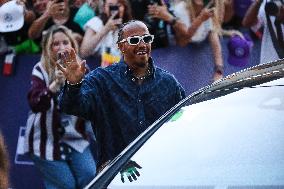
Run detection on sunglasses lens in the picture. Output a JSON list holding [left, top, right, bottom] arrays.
[[129, 37, 140, 45], [143, 35, 153, 43]]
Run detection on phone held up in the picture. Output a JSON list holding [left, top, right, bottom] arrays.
[[109, 5, 119, 19], [147, 0, 161, 5], [205, 0, 215, 9]]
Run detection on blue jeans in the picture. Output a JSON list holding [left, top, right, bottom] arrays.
[[31, 146, 96, 189]]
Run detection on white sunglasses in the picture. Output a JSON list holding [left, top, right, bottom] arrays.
[[118, 35, 154, 45]]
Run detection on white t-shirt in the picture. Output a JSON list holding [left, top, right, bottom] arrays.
[[257, 1, 284, 64], [172, 1, 213, 43], [84, 16, 121, 66]]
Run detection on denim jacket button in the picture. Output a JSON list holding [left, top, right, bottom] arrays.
[[61, 154, 66, 160]]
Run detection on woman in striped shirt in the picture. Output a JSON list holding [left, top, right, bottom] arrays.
[[24, 25, 96, 189]]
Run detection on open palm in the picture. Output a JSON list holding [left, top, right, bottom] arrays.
[[56, 48, 86, 84]]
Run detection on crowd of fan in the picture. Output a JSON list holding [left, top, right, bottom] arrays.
[[2, 0, 284, 188], [0, 0, 259, 81]]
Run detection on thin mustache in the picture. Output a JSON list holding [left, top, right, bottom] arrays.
[[136, 47, 148, 52]]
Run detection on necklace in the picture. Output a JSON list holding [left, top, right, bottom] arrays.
[[133, 66, 151, 80]]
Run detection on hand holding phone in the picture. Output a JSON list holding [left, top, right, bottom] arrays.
[[147, 0, 161, 5], [199, 2, 215, 22], [105, 8, 122, 30], [205, 0, 214, 9], [109, 5, 119, 19]]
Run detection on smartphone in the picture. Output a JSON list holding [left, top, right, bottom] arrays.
[[147, 0, 161, 5], [205, 0, 214, 9], [57, 53, 64, 66], [109, 5, 119, 19], [204, 0, 210, 5]]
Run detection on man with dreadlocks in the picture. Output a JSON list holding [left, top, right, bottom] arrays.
[[58, 20, 185, 176]]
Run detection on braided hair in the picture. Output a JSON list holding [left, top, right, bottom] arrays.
[[117, 20, 146, 43]]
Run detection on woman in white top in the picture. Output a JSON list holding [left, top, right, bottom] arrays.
[[80, 0, 132, 67], [149, 0, 236, 81]]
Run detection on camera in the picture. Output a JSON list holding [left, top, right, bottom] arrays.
[[265, 0, 284, 16], [109, 5, 120, 19]]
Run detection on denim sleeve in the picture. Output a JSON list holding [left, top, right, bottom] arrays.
[[171, 75, 186, 104], [58, 80, 97, 121], [179, 83, 186, 100]]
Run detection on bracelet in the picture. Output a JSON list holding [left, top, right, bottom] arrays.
[[66, 79, 83, 86]]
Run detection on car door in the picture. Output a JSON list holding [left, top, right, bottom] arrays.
[[85, 59, 284, 189]]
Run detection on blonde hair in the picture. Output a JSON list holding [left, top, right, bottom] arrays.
[[40, 25, 79, 82]]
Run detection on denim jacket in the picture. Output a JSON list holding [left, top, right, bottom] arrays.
[[59, 58, 185, 165]]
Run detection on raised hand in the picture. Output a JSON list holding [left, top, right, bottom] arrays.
[[199, 7, 215, 22], [148, 0, 172, 22], [45, 0, 65, 17], [199, 1, 215, 22], [56, 48, 86, 85], [104, 12, 122, 32], [120, 160, 142, 183]]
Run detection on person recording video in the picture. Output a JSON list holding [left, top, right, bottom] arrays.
[[28, 0, 84, 47], [80, 0, 133, 67], [128, 0, 170, 48], [242, 0, 284, 64], [147, 0, 226, 82]]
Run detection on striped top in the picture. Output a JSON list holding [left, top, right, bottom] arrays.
[[24, 62, 90, 161]]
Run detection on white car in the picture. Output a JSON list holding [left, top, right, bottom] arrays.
[[86, 59, 284, 189]]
